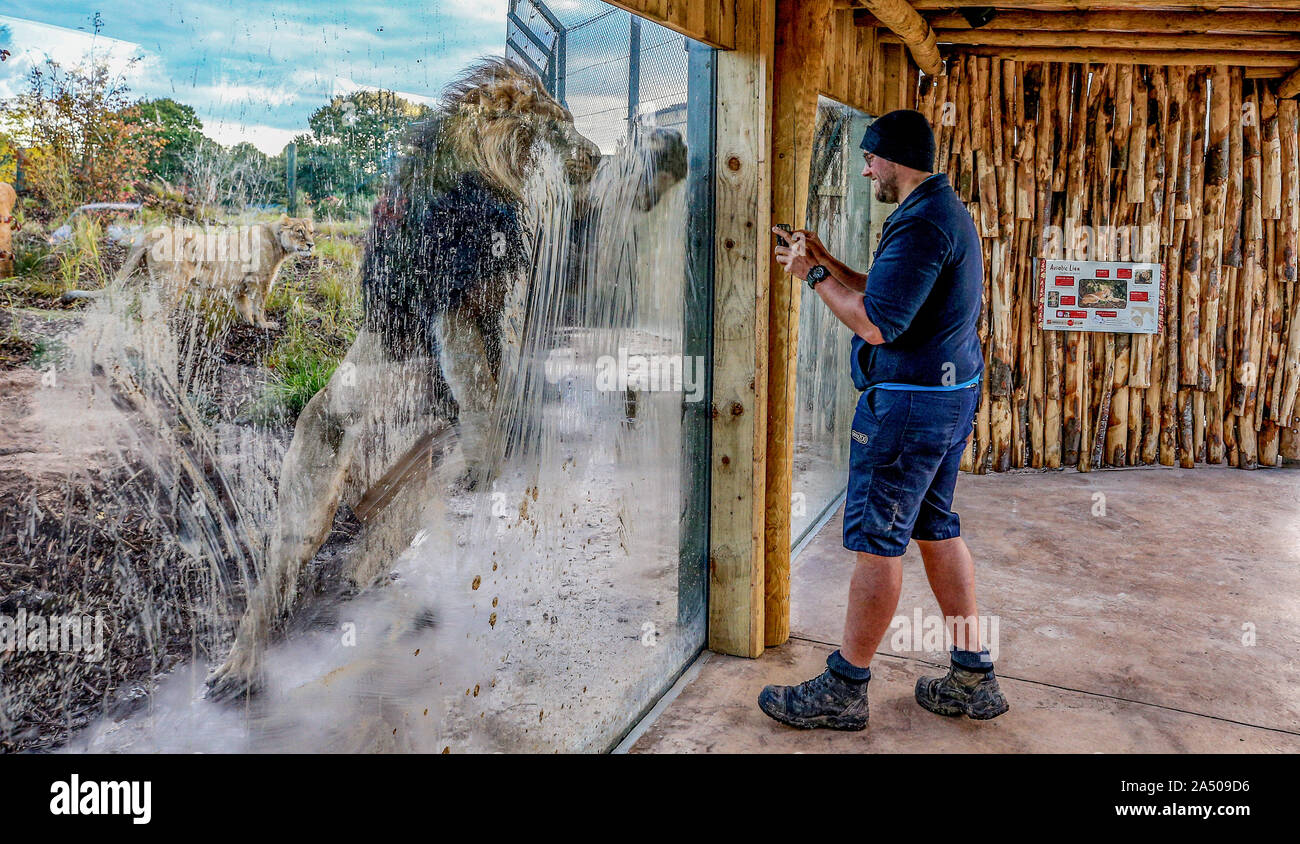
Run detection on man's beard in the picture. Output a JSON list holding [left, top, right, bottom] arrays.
[[874, 178, 898, 204]]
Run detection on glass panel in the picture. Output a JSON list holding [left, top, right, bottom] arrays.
[[790, 97, 878, 546], [0, 1, 710, 753]]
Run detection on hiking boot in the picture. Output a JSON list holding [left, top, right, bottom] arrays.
[[758, 651, 870, 731], [914, 657, 1009, 720]]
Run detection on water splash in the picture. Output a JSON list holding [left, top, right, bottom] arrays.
[[6, 123, 700, 753]]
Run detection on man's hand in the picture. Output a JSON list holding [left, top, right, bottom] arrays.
[[772, 226, 828, 280]]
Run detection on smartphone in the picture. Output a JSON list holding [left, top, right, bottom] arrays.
[[774, 223, 792, 248]]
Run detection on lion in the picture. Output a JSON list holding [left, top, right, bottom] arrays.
[[203, 57, 605, 701], [64, 215, 315, 328]]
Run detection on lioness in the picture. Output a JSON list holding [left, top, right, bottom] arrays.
[[67, 215, 315, 328]]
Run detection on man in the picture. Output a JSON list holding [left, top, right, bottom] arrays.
[[760, 109, 1008, 730]]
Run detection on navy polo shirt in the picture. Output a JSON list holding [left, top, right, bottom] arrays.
[[850, 173, 984, 391]]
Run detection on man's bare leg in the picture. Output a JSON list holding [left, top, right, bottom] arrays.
[[839, 551, 903, 668], [913, 535, 1009, 719], [757, 549, 889, 730], [916, 536, 982, 652]]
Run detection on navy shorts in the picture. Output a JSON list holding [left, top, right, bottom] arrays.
[[843, 383, 979, 557]]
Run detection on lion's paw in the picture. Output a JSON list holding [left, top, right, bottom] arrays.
[[204, 646, 263, 704]]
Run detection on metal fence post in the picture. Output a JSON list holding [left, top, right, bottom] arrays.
[[627, 16, 642, 136]]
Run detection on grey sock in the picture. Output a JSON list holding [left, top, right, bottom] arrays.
[[827, 649, 872, 682], [951, 646, 994, 672]]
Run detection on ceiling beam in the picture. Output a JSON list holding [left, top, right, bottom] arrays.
[[851, 0, 944, 75], [916, 10, 1300, 32], [894, 1, 1300, 10], [881, 29, 1300, 51], [942, 44, 1297, 66]]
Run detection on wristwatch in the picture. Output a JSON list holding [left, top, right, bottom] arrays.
[[806, 264, 829, 289]]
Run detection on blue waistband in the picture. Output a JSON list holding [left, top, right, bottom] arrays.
[[866, 374, 982, 392]]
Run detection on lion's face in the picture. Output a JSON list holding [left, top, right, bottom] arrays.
[[276, 217, 315, 256], [444, 59, 600, 198], [545, 115, 601, 187]]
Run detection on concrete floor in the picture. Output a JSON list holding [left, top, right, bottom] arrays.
[[630, 464, 1300, 753]]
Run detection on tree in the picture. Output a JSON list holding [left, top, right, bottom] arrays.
[[295, 90, 430, 205], [0, 56, 160, 217], [127, 97, 204, 184]]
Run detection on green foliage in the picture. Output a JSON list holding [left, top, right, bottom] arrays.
[[127, 98, 204, 184], [264, 352, 335, 418], [292, 90, 430, 209], [1, 56, 161, 219]]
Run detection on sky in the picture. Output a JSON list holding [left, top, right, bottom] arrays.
[[0, 1, 512, 154]]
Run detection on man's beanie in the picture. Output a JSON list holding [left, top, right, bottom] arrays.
[[860, 109, 935, 173]]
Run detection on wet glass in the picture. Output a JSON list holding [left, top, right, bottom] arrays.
[[0, 0, 710, 752], [790, 97, 878, 546]]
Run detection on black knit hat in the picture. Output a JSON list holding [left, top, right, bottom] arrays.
[[859, 109, 935, 173]]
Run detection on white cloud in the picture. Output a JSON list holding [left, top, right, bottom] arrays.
[[437, 0, 509, 25], [203, 117, 300, 155], [0, 14, 159, 99]]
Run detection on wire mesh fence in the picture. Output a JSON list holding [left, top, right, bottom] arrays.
[[508, 0, 691, 153]]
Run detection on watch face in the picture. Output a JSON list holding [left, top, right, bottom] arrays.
[[807, 265, 828, 284]]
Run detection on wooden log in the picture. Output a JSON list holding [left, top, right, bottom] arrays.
[[1109, 335, 1131, 466], [855, 0, 944, 76], [1261, 222, 1284, 427], [936, 68, 954, 177], [990, 58, 1005, 168], [1162, 220, 1187, 466], [942, 46, 1296, 69], [1062, 65, 1092, 467], [957, 57, 975, 201], [1140, 70, 1170, 464], [1224, 73, 1245, 270], [920, 10, 1300, 34], [764, 0, 834, 648], [1199, 66, 1231, 392], [977, 348, 992, 472], [708, 0, 773, 659], [1280, 62, 1300, 98], [1046, 191, 1066, 469], [1194, 388, 1206, 462], [1016, 63, 1037, 221], [1174, 389, 1191, 467], [918, 70, 937, 126], [1262, 86, 1283, 220], [1180, 71, 1208, 389], [903, 0, 1300, 9], [1163, 67, 1188, 240], [1054, 64, 1073, 193], [1281, 281, 1300, 426], [1223, 265, 1240, 463], [1127, 68, 1149, 204], [907, 30, 1300, 54], [1281, 97, 1299, 284]]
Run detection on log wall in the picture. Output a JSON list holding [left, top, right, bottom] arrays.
[[916, 56, 1300, 472]]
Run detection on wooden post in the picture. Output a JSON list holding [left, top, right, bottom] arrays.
[[285, 142, 298, 217], [709, 0, 774, 658], [764, 0, 833, 649]]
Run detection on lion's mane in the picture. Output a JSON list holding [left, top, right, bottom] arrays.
[[360, 57, 570, 364]]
